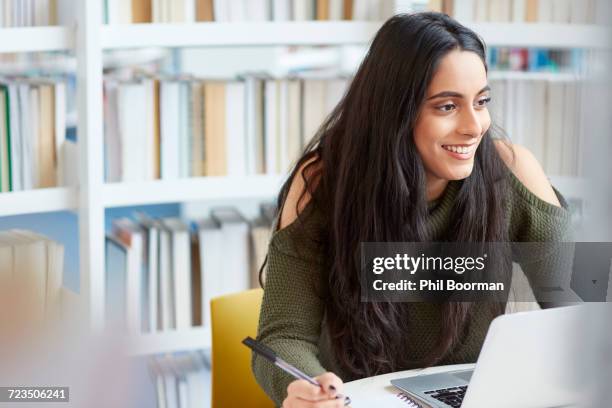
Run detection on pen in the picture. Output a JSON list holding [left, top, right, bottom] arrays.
[[243, 336, 351, 406]]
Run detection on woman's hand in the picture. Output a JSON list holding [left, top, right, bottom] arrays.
[[282, 372, 346, 408]]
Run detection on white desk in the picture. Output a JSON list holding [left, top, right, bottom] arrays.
[[343, 363, 475, 408]]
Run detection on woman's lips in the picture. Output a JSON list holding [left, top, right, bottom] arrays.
[[441, 144, 476, 160]]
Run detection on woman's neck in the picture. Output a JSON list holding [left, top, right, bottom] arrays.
[[426, 174, 449, 202]]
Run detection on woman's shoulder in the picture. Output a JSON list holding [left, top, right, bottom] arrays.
[[493, 140, 570, 230], [271, 156, 327, 254], [278, 155, 322, 230], [493, 140, 562, 208]]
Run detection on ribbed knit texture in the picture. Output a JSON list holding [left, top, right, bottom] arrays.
[[252, 172, 571, 406]]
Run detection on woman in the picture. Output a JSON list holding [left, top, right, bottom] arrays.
[[253, 12, 570, 408]]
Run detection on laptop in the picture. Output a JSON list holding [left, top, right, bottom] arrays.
[[391, 306, 584, 408]]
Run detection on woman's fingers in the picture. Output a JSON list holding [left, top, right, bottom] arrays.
[[286, 379, 326, 401], [314, 372, 344, 399], [284, 372, 346, 407]]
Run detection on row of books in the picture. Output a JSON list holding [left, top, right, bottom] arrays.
[[105, 205, 275, 334], [489, 78, 582, 177], [426, 0, 609, 24], [103, 75, 347, 182], [104, 0, 396, 24], [0, 77, 69, 192], [0, 0, 73, 27], [149, 352, 210, 408], [0, 229, 64, 323], [488, 47, 585, 73]]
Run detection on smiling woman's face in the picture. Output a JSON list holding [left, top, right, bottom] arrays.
[[413, 49, 491, 183]]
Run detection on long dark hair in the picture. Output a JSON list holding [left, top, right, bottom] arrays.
[[262, 12, 510, 380]]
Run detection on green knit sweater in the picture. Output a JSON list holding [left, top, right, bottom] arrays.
[[252, 171, 571, 406]]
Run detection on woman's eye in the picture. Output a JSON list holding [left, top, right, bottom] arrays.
[[437, 103, 456, 112], [476, 96, 492, 107]]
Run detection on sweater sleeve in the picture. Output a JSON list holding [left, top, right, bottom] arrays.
[[507, 172, 578, 306], [251, 207, 329, 406]]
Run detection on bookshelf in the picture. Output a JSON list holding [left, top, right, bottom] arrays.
[[103, 175, 285, 207], [0, 26, 73, 53], [0, 1, 609, 357], [0, 187, 77, 216], [99, 21, 612, 49], [127, 327, 211, 356]]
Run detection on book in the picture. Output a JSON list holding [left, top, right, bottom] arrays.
[[225, 80, 247, 176], [264, 79, 280, 175], [190, 80, 205, 177], [453, 0, 474, 22], [329, 0, 343, 20], [161, 217, 193, 330], [0, 85, 10, 192], [211, 208, 251, 294], [474, 0, 488, 21], [105, 235, 128, 329], [203, 81, 227, 176], [286, 79, 302, 169], [112, 218, 145, 333], [190, 227, 202, 327], [244, 76, 265, 174], [197, 218, 224, 326], [195, 0, 214, 21], [132, 0, 152, 23], [537, 0, 553, 22], [158, 221, 175, 330], [160, 80, 181, 180], [137, 213, 160, 332], [525, 0, 538, 22], [272, 0, 291, 20], [317, 0, 330, 20], [302, 79, 327, 148]]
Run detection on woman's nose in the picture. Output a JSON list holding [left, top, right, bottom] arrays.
[[457, 107, 483, 138]]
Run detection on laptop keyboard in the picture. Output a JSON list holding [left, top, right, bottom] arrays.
[[424, 385, 468, 407]]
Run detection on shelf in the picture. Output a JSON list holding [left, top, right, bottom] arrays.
[[127, 326, 211, 356], [100, 22, 611, 50], [101, 21, 382, 49], [468, 22, 611, 49], [0, 187, 78, 217], [488, 71, 580, 81], [103, 175, 285, 207], [0, 26, 74, 53]]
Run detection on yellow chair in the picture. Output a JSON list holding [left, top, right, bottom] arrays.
[[210, 288, 275, 408]]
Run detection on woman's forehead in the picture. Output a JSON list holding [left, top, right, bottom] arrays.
[[427, 50, 488, 97]]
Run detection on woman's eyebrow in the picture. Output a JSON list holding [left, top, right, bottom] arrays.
[[426, 85, 491, 101]]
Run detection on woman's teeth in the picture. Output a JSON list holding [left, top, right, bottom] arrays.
[[443, 145, 471, 154]]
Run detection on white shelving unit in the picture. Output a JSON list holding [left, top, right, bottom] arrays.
[[103, 175, 285, 207], [0, 5, 608, 356], [0, 187, 77, 216], [0, 26, 73, 52], [127, 327, 211, 356]]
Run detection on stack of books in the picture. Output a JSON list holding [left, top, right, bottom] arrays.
[[0, 0, 74, 27], [105, 204, 276, 333], [148, 351, 210, 408], [0, 229, 64, 323], [0, 77, 71, 192], [427, 0, 609, 24], [103, 0, 396, 24], [489, 77, 582, 177], [488, 47, 585, 73], [103, 74, 348, 182]]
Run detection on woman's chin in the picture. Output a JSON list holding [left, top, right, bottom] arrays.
[[444, 164, 474, 180]]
